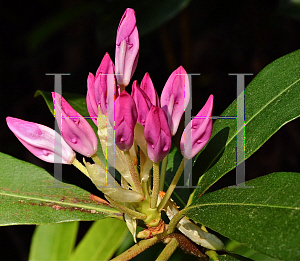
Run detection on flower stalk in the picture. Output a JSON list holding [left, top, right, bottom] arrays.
[[159, 155, 168, 191], [166, 208, 186, 235], [91, 153, 105, 170], [72, 158, 89, 177], [105, 196, 147, 220], [158, 158, 185, 212], [124, 150, 143, 195], [150, 161, 160, 209]]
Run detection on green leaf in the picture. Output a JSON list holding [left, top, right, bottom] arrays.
[[114, 229, 135, 257], [0, 152, 122, 225], [191, 49, 300, 200], [29, 221, 79, 261], [185, 172, 300, 260], [225, 239, 280, 260], [212, 254, 251, 261], [34, 90, 88, 118], [70, 219, 128, 260]]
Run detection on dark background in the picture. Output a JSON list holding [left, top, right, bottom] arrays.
[[1, 0, 300, 260]]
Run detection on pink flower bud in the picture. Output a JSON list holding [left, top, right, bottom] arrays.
[[6, 117, 75, 164], [144, 106, 171, 162], [86, 53, 117, 125], [86, 72, 97, 124], [140, 73, 159, 106], [52, 92, 98, 157], [115, 8, 139, 88], [160, 66, 190, 136], [115, 91, 138, 151], [131, 80, 152, 127], [180, 95, 214, 159]]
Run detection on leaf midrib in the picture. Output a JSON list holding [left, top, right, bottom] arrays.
[[187, 202, 300, 211], [0, 190, 119, 215]]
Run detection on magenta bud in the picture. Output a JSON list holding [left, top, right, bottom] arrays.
[[131, 80, 152, 127], [86, 72, 98, 125], [115, 91, 138, 151], [52, 92, 98, 157], [6, 117, 75, 164], [140, 73, 159, 106], [115, 8, 139, 88], [160, 66, 190, 136], [144, 106, 171, 162], [86, 53, 117, 125], [180, 95, 214, 159]]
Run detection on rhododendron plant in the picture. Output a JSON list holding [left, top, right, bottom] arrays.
[[6, 8, 216, 259], [3, 6, 300, 261]]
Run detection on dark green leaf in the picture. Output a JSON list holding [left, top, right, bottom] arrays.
[[29, 222, 79, 260], [225, 239, 279, 260], [0, 152, 122, 225], [185, 172, 300, 260], [191, 49, 300, 200], [34, 90, 90, 120], [214, 254, 252, 261], [277, 0, 300, 20], [70, 219, 128, 260]]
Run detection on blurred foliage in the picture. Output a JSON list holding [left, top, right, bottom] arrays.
[[28, 0, 192, 52], [278, 0, 300, 19]]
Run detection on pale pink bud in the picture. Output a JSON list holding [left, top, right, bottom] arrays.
[[160, 66, 190, 136], [131, 80, 152, 127], [180, 95, 214, 159], [115, 91, 138, 151], [115, 8, 139, 88], [6, 117, 75, 164], [140, 73, 159, 106], [86, 53, 117, 125], [144, 106, 171, 162], [52, 92, 98, 157]]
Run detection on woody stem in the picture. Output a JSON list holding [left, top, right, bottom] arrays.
[[156, 238, 179, 261], [111, 235, 163, 261]]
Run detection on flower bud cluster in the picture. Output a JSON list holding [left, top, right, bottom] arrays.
[[6, 8, 215, 247]]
